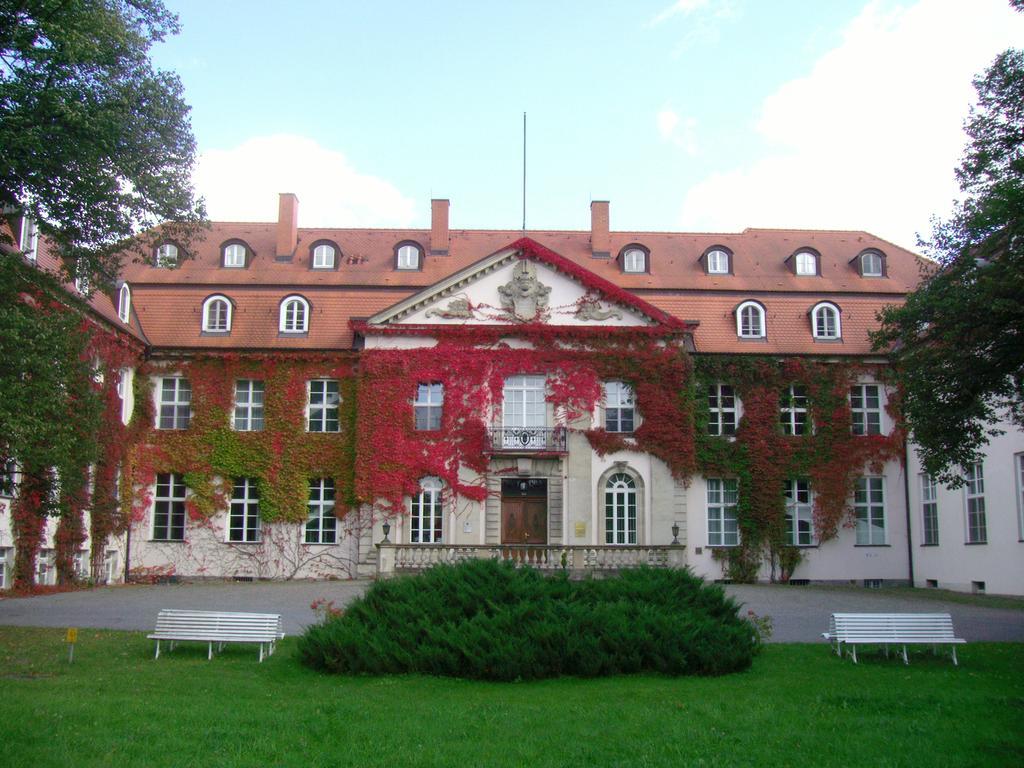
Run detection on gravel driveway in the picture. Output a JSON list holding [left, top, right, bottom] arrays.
[[1, 579, 1021, 641]]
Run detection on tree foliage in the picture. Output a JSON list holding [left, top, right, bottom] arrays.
[[873, 44, 1024, 486], [0, 0, 204, 282]]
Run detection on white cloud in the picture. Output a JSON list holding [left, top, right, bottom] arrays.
[[657, 108, 699, 155], [677, 0, 1024, 249], [647, 0, 711, 27], [194, 135, 418, 227]]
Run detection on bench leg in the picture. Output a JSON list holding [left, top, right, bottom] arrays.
[[154, 640, 160, 660], [208, 642, 213, 661], [883, 644, 889, 659], [258, 643, 264, 663], [902, 645, 908, 665], [850, 644, 858, 664], [951, 646, 958, 666]]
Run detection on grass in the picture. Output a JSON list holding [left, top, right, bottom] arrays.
[[0, 626, 1021, 768]]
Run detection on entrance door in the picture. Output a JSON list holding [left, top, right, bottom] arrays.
[[501, 478, 547, 544]]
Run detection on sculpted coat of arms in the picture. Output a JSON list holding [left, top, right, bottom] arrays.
[[498, 260, 551, 321]]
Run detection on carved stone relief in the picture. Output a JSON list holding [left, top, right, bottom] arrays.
[[498, 260, 551, 321]]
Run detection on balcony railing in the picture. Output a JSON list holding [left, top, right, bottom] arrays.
[[376, 543, 686, 577], [488, 426, 566, 452]]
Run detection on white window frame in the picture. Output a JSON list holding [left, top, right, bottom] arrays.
[[414, 382, 444, 431], [396, 244, 420, 270], [0, 547, 9, 589], [850, 384, 882, 436], [19, 216, 38, 261], [223, 243, 247, 268], [736, 301, 765, 338], [855, 476, 886, 545], [280, 295, 309, 333], [707, 249, 729, 274], [202, 295, 232, 333], [307, 379, 341, 432], [305, 478, 337, 544], [921, 473, 939, 546], [1016, 453, 1024, 541], [410, 477, 443, 543], [603, 381, 636, 434], [232, 379, 265, 432], [118, 284, 131, 323], [502, 375, 547, 449], [964, 463, 986, 544], [604, 472, 638, 545], [152, 472, 187, 541], [707, 383, 738, 437], [156, 243, 178, 267], [622, 247, 646, 273], [795, 251, 817, 276], [811, 302, 841, 340], [784, 479, 814, 546], [707, 478, 739, 547], [312, 244, 336, 269], [36, 548, 54, 585], [780, 385, 809, 436], [861, 251, 883, 277], [228, 477, 261, 543], [156, 376, 191, 430], [0, 458, 17, 496]]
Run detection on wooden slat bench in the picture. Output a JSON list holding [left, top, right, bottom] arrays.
[[148, 609, 285, 662], [822, 612, 965, 665]]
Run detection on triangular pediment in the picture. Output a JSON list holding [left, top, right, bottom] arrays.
[[364, 237, 686, 331]]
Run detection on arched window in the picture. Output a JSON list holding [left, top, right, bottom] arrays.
[[706, 248, 730, 274], [736, 301, 766, 338], [155, 243, 178, 268], [605, 472, 638, 545], [202, 295, 232, 332], [396, 242, 422, 270], [410, 477, 443, 543], [222, 242, 248, 268], [279, 295, 309, 333], [118, 284, 131, 323], [860, 250, 883, 277], [312, 243, 337, 269], [811, 302, 841, 339], [795, 251, 818, 276], [621, 245, 648, 273]]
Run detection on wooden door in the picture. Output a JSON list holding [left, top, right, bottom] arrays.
[[501, 498, 547, 544]]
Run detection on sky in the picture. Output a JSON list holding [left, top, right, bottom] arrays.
[[151, 0, 1024, 251]]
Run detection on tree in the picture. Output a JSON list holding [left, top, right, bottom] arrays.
[[872, 42, 1024, 486], [0, 0, 205, 282]]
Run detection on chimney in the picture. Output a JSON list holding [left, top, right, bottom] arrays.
[[276, 193, 299, 260], [431, 198, 450, 256], [591, 200, 610, 258]]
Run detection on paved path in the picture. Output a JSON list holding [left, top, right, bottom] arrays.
[[1, 580, 1021, 641]]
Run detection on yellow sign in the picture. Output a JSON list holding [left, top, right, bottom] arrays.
[[65, 628, 78, 643], [574, 522, 586, 538]]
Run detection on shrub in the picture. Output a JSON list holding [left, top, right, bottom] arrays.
[[298, 560, 760, 681]]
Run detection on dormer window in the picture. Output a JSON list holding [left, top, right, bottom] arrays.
[[621, 245, 648, 273], [280, 295, 309, 333], [858, 250, 885, 277], [312, 242, 337, 269], [396, 243, 422, 270], [155, 243, 178, 268], [202, 295, 233, 333], [736, 300, 766, 339], [118, 284, 131, 323], [223, 243, 247, 268], [794, 251, 818, 276], [706, 248, 730, 275], [811, 302, 841, 340]]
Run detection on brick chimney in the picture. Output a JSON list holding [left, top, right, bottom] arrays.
[[276, 193, 299, 261], [591, 200, 610, 258], [431, 198, 450, 256]]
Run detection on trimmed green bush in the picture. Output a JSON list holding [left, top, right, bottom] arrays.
[[299, 561, 760, 680]]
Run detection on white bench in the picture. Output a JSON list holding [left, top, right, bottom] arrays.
[[822, 612, 965, 665], [148, 609, 285, 662]]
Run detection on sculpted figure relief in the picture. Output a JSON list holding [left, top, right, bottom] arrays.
[[498, 260, 551, 321]]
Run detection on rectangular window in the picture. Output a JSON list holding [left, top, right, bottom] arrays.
[[855, 477, 886, 545], [305, 478, 337, 544], [410, 478, 443, 543], [0, 459, 17, 496], [780, 385, 808, 436], [232, 380, 265, 431], [965, 463, 986, 544], [307, 380, 341, 432], [228, 478, 261, 543], [414, 383, 444, 431], [784, 479, 814, 546], [0, 547, 10, 589], [501, 375, 546, 449], [157, 377, 191, 430], [921, 474, 939, 546], [1017, 454, 1024, 540], [152, 473, 186, 541], [36, 548, 54, 585], [850, 384, 882, 435], [707, 478, 739, 547], [20, 216, 38, 261], [604, 381, 635, 433], [707, 383, 737, 436]]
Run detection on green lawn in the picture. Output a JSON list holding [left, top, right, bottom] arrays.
[[1, 626, 1021, 768]]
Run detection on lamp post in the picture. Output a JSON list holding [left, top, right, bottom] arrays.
[[671, 522, 680, 546], [381, 520, 391, 544]]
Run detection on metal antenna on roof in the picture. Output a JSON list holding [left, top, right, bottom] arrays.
[[522, 112, 527, 231]]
